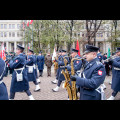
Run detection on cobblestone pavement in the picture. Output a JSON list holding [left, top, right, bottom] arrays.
[[3, 66, 120, 100]]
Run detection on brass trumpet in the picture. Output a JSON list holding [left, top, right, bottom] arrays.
[[102, 55, 117, 63]]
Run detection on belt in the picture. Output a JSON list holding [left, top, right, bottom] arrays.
[[114, 67, 120, 70], [82, 86, 101, 92], [14, 67, 24, 71], [82, 87, 91, 90], [26, 65, 34, 68], [60, 66, 65, 68], [0, 80, 3, 84]]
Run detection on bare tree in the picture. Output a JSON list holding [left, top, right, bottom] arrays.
[[86, 20, 102, 45], [113, 20, 118, 48]]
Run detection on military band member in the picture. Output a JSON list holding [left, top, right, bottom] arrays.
[[107, 47, 120, 100], [26, 49, 40, 92], [65, 48, 82, 73], [71, 45, 106, 100], [37, 51, 44, 77], [52, 49, 69, 92], [9, 45, 35, 100], [33, 54, 40, 83], [0, 57, 9, 100], [64, 48, 83, 91], [51, 49, 62, 84]]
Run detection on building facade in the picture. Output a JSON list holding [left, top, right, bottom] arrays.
[[0, 20, 24, 53]]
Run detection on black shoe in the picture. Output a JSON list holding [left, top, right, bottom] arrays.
[[34, 89, 41, 92], [52, 89, 56, 92]]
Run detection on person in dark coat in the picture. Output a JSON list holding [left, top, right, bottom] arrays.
[[26, 49, 40, 92], [0, 57, 9, 100], [45, 52, 53, 77], [37, 51, 44, 77], [107, 47, 120, 100], [9, 45, 35, 100], [70, 45, 106, 100]]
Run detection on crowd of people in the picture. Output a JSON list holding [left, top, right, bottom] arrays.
[[0, 44, 120, 100]]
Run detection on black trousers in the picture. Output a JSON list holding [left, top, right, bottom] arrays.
[[57, 80, 62, 87], [33, 80, 38, 85], [10, 90, 32, 99], [39, 70, 43, 76], [112, 91, 118, 97]]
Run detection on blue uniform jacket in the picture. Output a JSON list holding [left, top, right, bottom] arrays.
[[58, 55, 70, 81], [9, 53, 29, 93], [26, 55, 36, 82], [37, 55, 44, 70], [66, 55, 82, 72], [0, 58, 9, 100], [76, 58, 106, 100], [110, 56, 120, 91]]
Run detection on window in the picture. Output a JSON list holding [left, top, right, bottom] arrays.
[[74, 32, 76, 37], [78, 33, 80, 37], [20, 32, 23, 37], [1, 32, 3, 37], [9, 24, 11, 29], [101, 33, 103, 37], [17, 32, 19, 37], [82, 33, 84, 37], [1, 24, 3, 29], [4, 24, 7, 29], [12, 32, 15, 37], [106, 33, 109, 37], [97, 33, 99, 37], [4, 32, 7, 37], [17, 24, 20, 29], [9, 32, 11, 37], [12, 24, 15, 29]]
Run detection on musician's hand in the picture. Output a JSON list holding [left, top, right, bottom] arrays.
[[108, 58, 113, 65], [55, 59, 58, 62], [58, 65, 61, 67], [70, 75, 76, 81], [65, 66, 67, 69]]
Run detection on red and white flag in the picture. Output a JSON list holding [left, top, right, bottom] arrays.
[[0, 43, 6, 61], [27, 20, 30, 27], [52, 47, 57, 61], [23, 21, 25, 29], [30, 20, 33, 24], [76, 39, 80, 56], [28, 43, 30, 50]]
